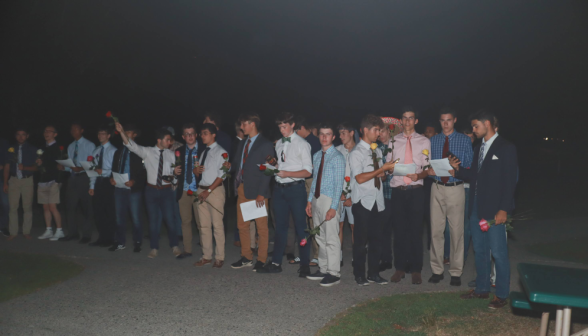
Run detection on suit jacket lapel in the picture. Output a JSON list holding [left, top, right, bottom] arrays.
[[248, 134, 264, 155], [480, 135, 502, 173]]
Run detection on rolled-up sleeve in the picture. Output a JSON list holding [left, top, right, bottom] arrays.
[[300, 141, 313, 174]]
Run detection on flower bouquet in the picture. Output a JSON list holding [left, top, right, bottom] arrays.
[[220, 153, 230, 178]]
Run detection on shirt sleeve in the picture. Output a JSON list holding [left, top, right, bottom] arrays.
[[330, 154, 346, 210], [100, 147, 115, 179], [349, 149, 363, 181], [300, 141, 313, 174], [216, 149, 227, 180], [308, 154, 318, 203], [125, 140, 148, 159]]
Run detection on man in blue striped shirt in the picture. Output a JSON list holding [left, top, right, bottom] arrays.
[[306, 122, 346, 287], [427, 108, 473, 286]]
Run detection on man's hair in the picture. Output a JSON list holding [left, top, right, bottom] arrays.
[[425, 123, 438, 131], [401, 106, 419, 119], [15, 126, 29, 134], [275, 112, 296, 125], [238, 113, 261, 130], [296, 116, 312, 130], [97, 125, 113, 136], [71, 121, 84, 129], [461, 127, 473, 134], [155, 128, 172, 141], [360, 114, 385, 131], [201, 123, 217, 135], [337, 122, 355, 133], [203, 112, 221, 126], [125, 123, 141, 137], [439, 107, 457, 119], [317, 122, 337, 135], [469, 109, 496, 128], [181, 123, 197, 134]]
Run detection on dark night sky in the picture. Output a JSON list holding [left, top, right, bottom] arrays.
[[1, 1, 587, 146]]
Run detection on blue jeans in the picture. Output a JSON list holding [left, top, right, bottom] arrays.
[[0, 179, 9, 230], [470, 196, 510, 299], [444, 188, 470, 260], [144, 187, 178, 249], [114, 188, 143, 246], [271, 182, 310, 266]]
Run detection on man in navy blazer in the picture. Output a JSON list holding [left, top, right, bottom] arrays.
[[449, 109, 518, 309]]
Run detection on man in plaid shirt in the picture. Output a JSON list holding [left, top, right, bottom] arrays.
[[306, 122, 346, 286]]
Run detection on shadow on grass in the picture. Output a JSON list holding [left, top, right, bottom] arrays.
[[526, 236, 588, 265], [0, 250, 84, 302]]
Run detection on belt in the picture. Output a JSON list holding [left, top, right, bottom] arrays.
[[393, 184, 423, 191], [147, 183, 171, 190], [275, 180, 305, 188], [433, 180, 463, 187], [198, 185, 210, 190]]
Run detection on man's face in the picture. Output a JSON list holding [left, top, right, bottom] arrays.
[[424, 126, 437, 139], [464, 132, 475, 143], [363, 126, 381, 143], [378, 126, 391, 143], [471, 119, 488, 139], [338, 129, 354, 145], [44, 127, 57, 143], [319, 128, 335, 147], [203, 117, 217, 128], [15, 131, 29, 144], [200, 129, 215, 145], [70, 125, 83, 139], [241, 121, 255, 136], [439, 114, 456, 134], [296, 126, 310, 138], [278, 122, 295, 138], [401, 112, 418, 132], [125, 130, 137, 141], [159, 135, 172, 149], [182, 128, 197, 146], [97, 131, 111, 144]]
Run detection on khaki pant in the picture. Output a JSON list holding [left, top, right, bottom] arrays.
[[311, 195, 341, 277], [430, 183, 465, 277], [197, 187, 226, 261], [178, 190, 201, 254], [236, 184, 268, 262], [8, 176, 34, 235], [305, 178, 319, 260]]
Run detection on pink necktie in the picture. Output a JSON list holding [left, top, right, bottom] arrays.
[[403, 135, 413, 185]]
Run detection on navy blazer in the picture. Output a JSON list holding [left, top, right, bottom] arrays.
[[455, 135, 518, 221], [230, 134, 274, 199]]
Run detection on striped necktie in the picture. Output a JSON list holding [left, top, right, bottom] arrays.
[[156, 150, 164, 187]]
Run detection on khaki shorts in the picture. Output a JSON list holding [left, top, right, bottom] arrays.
[[38, 183, 61, 204]]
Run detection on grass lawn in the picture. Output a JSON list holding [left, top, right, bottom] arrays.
[[0, 250, 84, 302], [318, 291, 588, 336], [526, 236, 588, 265]]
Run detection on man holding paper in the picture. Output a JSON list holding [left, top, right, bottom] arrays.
[[427, 108, 473, 286], [110, 124, 146, 252], [386, 107, 431, 285]]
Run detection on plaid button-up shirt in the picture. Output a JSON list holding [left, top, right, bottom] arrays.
[[308, 145, 346, 210], [430, 131, 473, 183]]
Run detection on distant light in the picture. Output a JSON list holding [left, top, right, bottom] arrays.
[[544, 137, 548, 140], [562, 139, 565, 142]]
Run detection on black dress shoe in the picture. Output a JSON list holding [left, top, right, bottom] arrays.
[[257, 263, 282, 274], [286, 253, 295, 261], [450, 276, 461, 286], [78, 237, 91, 244], [176, 252, 193, 259], [59, 235, 80, 242], [298, 265, 311, 278], [88, 240, 103, 246], [428, 273, 444, 284], [355, 276, 369, 286], [367, 274, 389, 285], [379, 261, 393, 272]]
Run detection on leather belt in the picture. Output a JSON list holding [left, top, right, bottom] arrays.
[[275, 180, 305, 188], [198, 185, 211, 190], [393, 184, 423, 191], [147, 183, 171, 190], [433, 180, 464, 187]]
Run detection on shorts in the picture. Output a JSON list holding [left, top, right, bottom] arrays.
[[339, 200, 354, 225], [38, 183, 61, 204]]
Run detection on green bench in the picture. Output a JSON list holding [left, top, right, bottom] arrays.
[[511, 291, 551, 336]]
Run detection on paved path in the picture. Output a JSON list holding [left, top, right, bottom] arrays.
[[1, 215, 587, 336]]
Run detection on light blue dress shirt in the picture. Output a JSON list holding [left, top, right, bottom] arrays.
[[90, 142, 117, 189], [67, 137, 96, 173], [183, 143, 199, 191], [308, 145, 346, 210]]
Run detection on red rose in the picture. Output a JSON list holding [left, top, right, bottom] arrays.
[[344, 176, 351, 183], [300, 238, 307, 247], [87, 156, 94, 162], [389, 124, 395, 130], [479, 219, 489, 232], [114, 131, 119, 135], [59, 146, 65, 151], [259, 165, 267, 171], [187, 190, 194, 196], [106, 111, 112, 118], [175, 151, 181, 157], [222, 153, 228, 159]]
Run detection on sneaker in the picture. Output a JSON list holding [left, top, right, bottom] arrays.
[[109, 244, 126, 251], [298, 265, 311, 278], [355, 276, 369, 286], [148, 249, 158, 259], [306, 270, 327, 281], [257, 263, 282, 274], [172, 246, 181, 257], [428, 273, 444, 284], [320, 274, 341, 287], [38, 229, 54, 240], [50, 230, 65, 241], [488, 297, 508, 309], [367, 274, 388, 285], [450, 276, 462, 286], [310, 258, 319, 267], [231, 257, 253, 269], [252, 260, 265, 272]]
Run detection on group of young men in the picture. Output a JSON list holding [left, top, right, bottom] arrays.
[[2, 107, 517, 308]]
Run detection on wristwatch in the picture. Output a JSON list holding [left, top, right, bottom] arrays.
[[207, 188, 212, 193]]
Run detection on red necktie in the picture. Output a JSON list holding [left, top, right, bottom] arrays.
[[441, 136, 449, 183], [315, 151, 325, 199]]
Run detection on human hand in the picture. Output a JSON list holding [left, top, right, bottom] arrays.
[[57, 164, 65, 171], [343, 198, 352, 207], [193, 166, 204, 176], [255, 195, 265, 208], [306, 202, 312, 217], [222, 162, 231, 170], [95, 168, 103, 175], [448, 169, 455, 177], [110, 178, 116, 186], [72, 167, 84, 173], [276, 170, 289, 178], [125, 180, 135, 187], [382, 161, 396, 172], [115, 122, 124, 134], [406, 173, 418, 182], [448, 157, 461, 170], [495, 210, 507, 225], [325, 209, 336, 221], [18, 164, 24, 170], [198, 190, 210, 202], [88, 189, 94, 196], [340, 194, 346, 201], [427, 168, 436, 176], [174, 166, 182, 176]]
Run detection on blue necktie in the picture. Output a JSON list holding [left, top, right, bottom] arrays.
[[73, 141, 79, 166], [478, 142, 485, 172], [97, 146, 104, 169], [186, 148, 194, 185]]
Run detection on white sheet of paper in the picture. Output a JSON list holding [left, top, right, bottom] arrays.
[[257, 163, 277, 170], [56, 159, 76, 168], [239, 200, 268, 222], [112, 173, 130, 189], [80, 161, 100, 178], [392, 163, 417, 176], [429, 158, 453, 177]]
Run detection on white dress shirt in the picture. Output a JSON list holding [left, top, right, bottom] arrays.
[[198, 142, 228, 187], [348, 140, 385, 212], [481, 132, 499, 160], [274, 132, 313, 184], [336, 144, 355, 199], [124, 140, 176, 185]]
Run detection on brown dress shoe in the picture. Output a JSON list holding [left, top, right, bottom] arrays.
[[488, 297, 508, 309], [460, 289, 490, 300], [390, 270, 406, 283], [412, 272, 422, 285], [194, 258, 213, 267], [24, 234, 32, 240], [443, 258, 450, 265], [6, 235, 17, 241], [233, 241, 241, 247], [213, 260, 224, 268]]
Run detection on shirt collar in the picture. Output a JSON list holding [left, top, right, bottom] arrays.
[[247, 134, 259, 142], [359, 139, 371, 150], [46, 141, 56, 146], [442, 130, 456, 140], [99, 142, 112, 149], [207, 142, 218, 150], [483, 132, 498, 145], [322, 144, 335, 155]]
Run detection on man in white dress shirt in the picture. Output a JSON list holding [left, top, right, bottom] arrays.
[[115, 122, 181, 259], [258, 112, 313, 277]]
